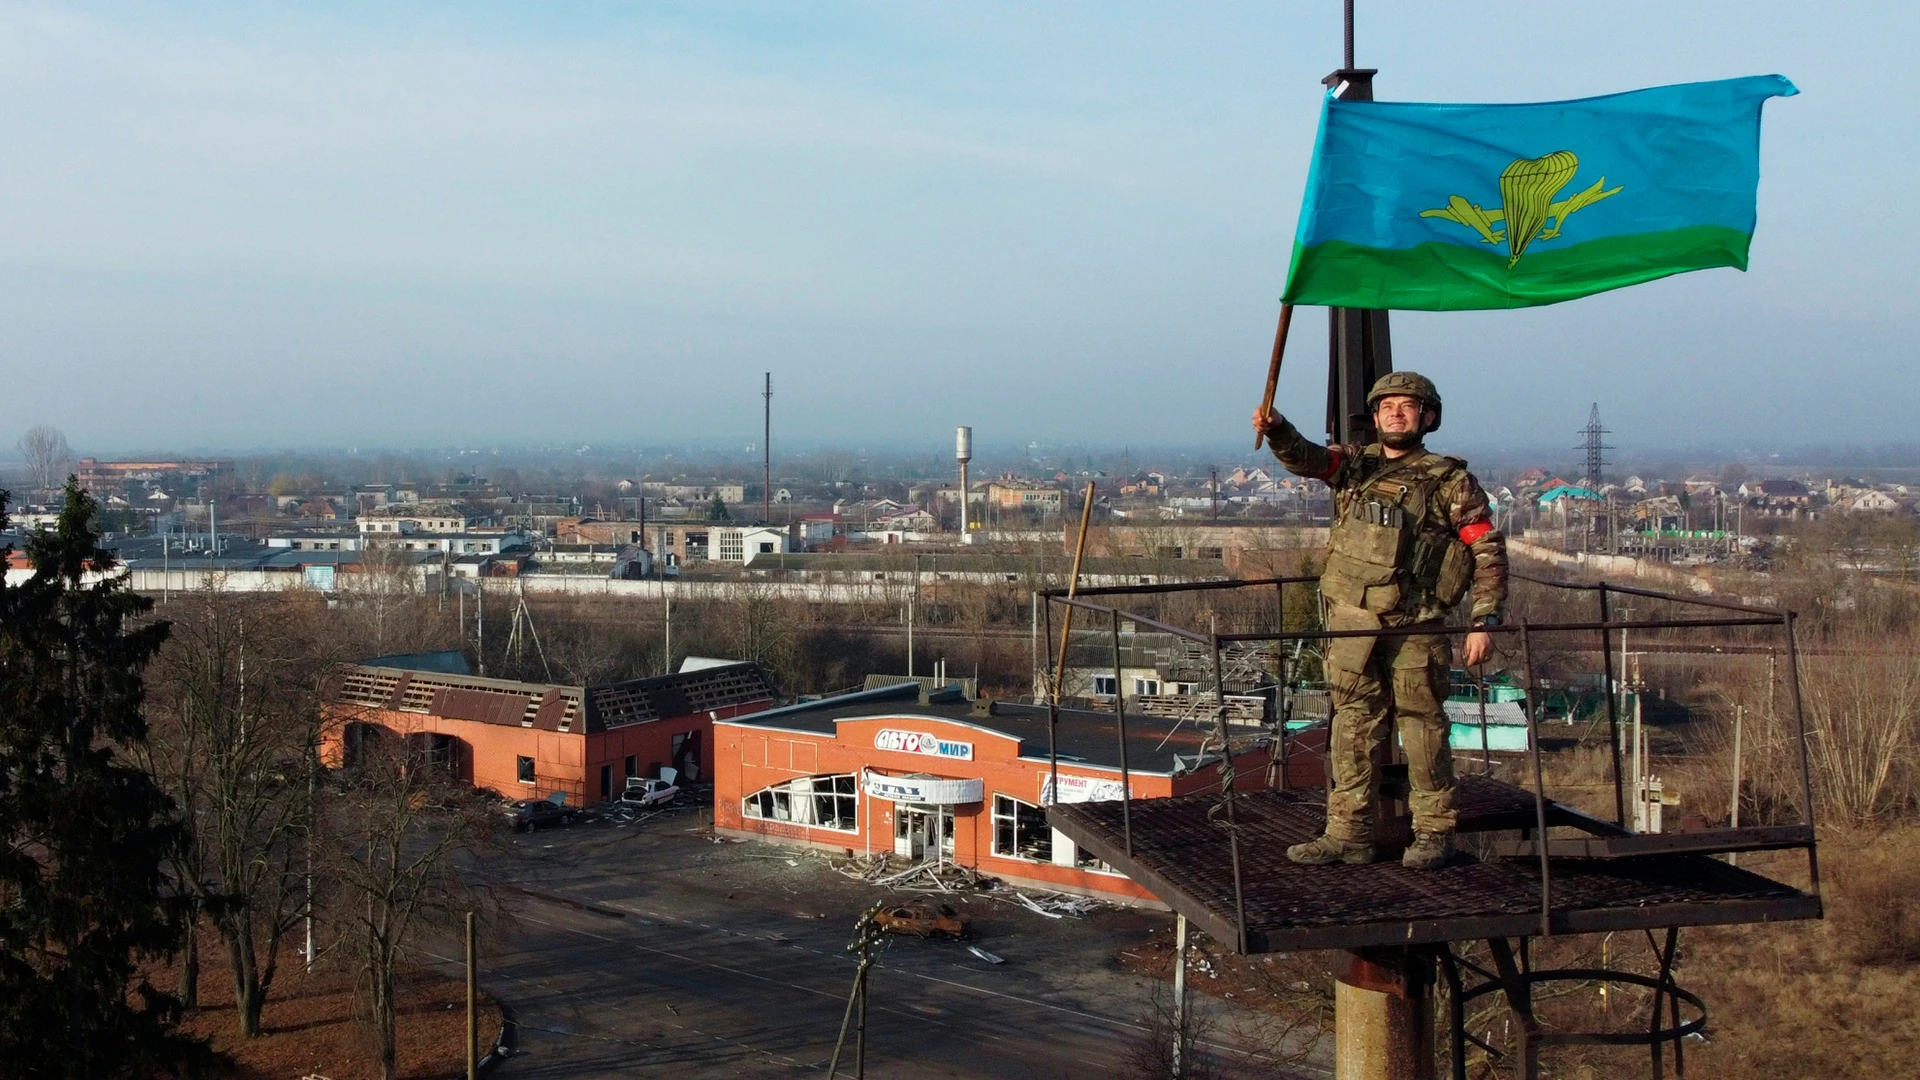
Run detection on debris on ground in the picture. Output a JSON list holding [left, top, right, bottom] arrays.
[[967, 945, 1007, 965], [813, 850, 1115, 919]]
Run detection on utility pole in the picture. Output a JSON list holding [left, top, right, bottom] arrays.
[[466, 911, 478, 1080], [763, 372, 773, 526], [1578, 403, 1612, 490], [1210, 465, 1220, 522]]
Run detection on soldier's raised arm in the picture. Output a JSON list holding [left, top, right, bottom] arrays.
[[1251, 407, 1347, 484]]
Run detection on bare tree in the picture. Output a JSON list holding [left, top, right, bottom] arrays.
[[17, 424, 72, 491], [322, 733, 496, 1080], [143, 589, 340, 1036]]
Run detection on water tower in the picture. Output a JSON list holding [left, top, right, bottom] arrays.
[[955, 426, 972, 543]]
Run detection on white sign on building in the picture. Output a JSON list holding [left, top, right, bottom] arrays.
[[1040, 773, 1128, 806], [873, 728, 974, 761], [863, 773, 985, 805]]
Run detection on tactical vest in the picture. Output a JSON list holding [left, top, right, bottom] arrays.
[[1320, 449, 1475, 622]]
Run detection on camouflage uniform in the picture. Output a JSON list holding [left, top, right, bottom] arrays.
[[1265, 413, 1508, 841]]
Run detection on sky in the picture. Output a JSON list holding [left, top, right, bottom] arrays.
[[0, 2, 1913, 460]]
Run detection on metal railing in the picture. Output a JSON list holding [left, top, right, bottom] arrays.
[[1038, 571, 1820, 946]]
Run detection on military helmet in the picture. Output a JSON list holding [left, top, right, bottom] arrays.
[[1366, 371, 1442, 432]]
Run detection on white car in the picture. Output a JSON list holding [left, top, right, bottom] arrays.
[[619, 777, 679, 808]]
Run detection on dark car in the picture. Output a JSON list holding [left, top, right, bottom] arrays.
[[504, 798, 574, 831]]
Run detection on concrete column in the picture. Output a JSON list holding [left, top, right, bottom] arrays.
[[1334, 948, 1435, 1080]]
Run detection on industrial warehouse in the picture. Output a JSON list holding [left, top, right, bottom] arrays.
[[711, 680, 1321, 902]]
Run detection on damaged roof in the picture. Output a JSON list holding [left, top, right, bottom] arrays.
[[331, 661, 777, 734], [720, 682, 1268, 777]]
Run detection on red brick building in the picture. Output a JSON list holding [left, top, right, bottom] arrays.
[[714, 683, 1318, 903], [324, 661, 776, 805]]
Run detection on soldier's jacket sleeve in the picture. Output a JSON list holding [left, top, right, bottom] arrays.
[[1264, 415, 1361, 487], [1439, 468, 1508, 620]]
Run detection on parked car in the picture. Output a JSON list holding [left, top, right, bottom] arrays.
[[504, 798, 574, 831], [619, 777, 680, 808], [873, 901, 970, 939]]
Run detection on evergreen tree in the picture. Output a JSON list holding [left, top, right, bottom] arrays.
[[707, 493, 731, 521], [0, 481, 213, 1076]]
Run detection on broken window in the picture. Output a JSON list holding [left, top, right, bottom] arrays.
[[742, 773, 859, 832], [991, 795, 1052, 862], [1091, 675, 1118, 697], [1075, 843, 1118, 874], [516, 755, 535, 784]]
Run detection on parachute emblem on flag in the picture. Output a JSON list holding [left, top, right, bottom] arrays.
[[1419, 151, 1624, 268]]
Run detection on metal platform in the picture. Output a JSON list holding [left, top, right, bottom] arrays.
[[1047, 775, 1822, 954]]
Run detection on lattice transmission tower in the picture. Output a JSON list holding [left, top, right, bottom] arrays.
[[1578, 403, 1613, 489]]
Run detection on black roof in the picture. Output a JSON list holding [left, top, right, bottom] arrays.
[[723, 683, 1264, 777]]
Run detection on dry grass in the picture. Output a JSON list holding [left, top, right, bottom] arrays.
[[153, 936, 502, 1080], [1507, 827, 1920, 1079]]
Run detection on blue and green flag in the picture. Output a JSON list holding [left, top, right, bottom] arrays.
[[1280, 75, 1797, 311]]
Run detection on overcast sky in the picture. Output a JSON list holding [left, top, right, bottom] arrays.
[[0, 2, 1911, 460]]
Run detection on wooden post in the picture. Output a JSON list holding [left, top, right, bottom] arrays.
[[1253, 303, 1296, 449], [465, 911, 477, 1080]]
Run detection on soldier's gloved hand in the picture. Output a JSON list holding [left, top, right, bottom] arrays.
[[1251, 407, 1284, 439]]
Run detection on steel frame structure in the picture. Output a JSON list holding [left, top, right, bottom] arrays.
[[1036, 573, 1822, 1078]]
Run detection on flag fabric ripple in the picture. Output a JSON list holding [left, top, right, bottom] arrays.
[[1279, 75, 1798, 311]]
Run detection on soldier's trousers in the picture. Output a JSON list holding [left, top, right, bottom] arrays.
[[1323, 631, 1457, 842]]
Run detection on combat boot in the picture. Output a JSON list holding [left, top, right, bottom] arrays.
[[1286, 834, 1376, 866], [1402, 830, 1455, 870]]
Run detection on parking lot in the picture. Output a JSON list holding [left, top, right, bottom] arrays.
[[456, 804, 1322, 1078]]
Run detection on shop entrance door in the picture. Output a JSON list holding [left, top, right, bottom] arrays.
[[893, 804, 955, 863]]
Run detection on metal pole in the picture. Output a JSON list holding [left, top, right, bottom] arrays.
[[1782, 613, 1821, 893], [763, 372, 772, 525], [1478, 677, 1491, 777], [1520, 623, 1553, 937], [1211, 621, 1248, 954], [1043, 598, 1061, 804], [1172, 913, 1189, 1079], [1598, 586, 1627, 825], [663, 595, 672, 676], [1343, 0, 1355, 69], [466, 911, 477, 1080], [1111, 610, 1133, 858], [1051, 482, 1098, 703]]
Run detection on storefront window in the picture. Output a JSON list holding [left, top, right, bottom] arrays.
[[991, 795, 1052, 862], [743, 773, 859, 832]]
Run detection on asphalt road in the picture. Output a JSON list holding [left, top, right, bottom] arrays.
[[445, 808, 1322, 1079]]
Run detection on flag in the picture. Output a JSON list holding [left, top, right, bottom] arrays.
[[1280, 75, 1797, 311]]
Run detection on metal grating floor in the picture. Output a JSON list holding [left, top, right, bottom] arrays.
[[1047, 776, 1821, 953]]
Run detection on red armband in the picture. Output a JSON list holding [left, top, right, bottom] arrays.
[[1317, 448, 1343, 482], [1458, 520, 1493, 545]]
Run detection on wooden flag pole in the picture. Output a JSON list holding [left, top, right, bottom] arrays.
[[1253, 303, 1296, 450], [1050, 482, 1098, 704]]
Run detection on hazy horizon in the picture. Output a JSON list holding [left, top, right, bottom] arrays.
[[2, 3, 1912, 455]]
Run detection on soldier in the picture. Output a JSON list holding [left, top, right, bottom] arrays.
[[1251, 372, 1508, 870]]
